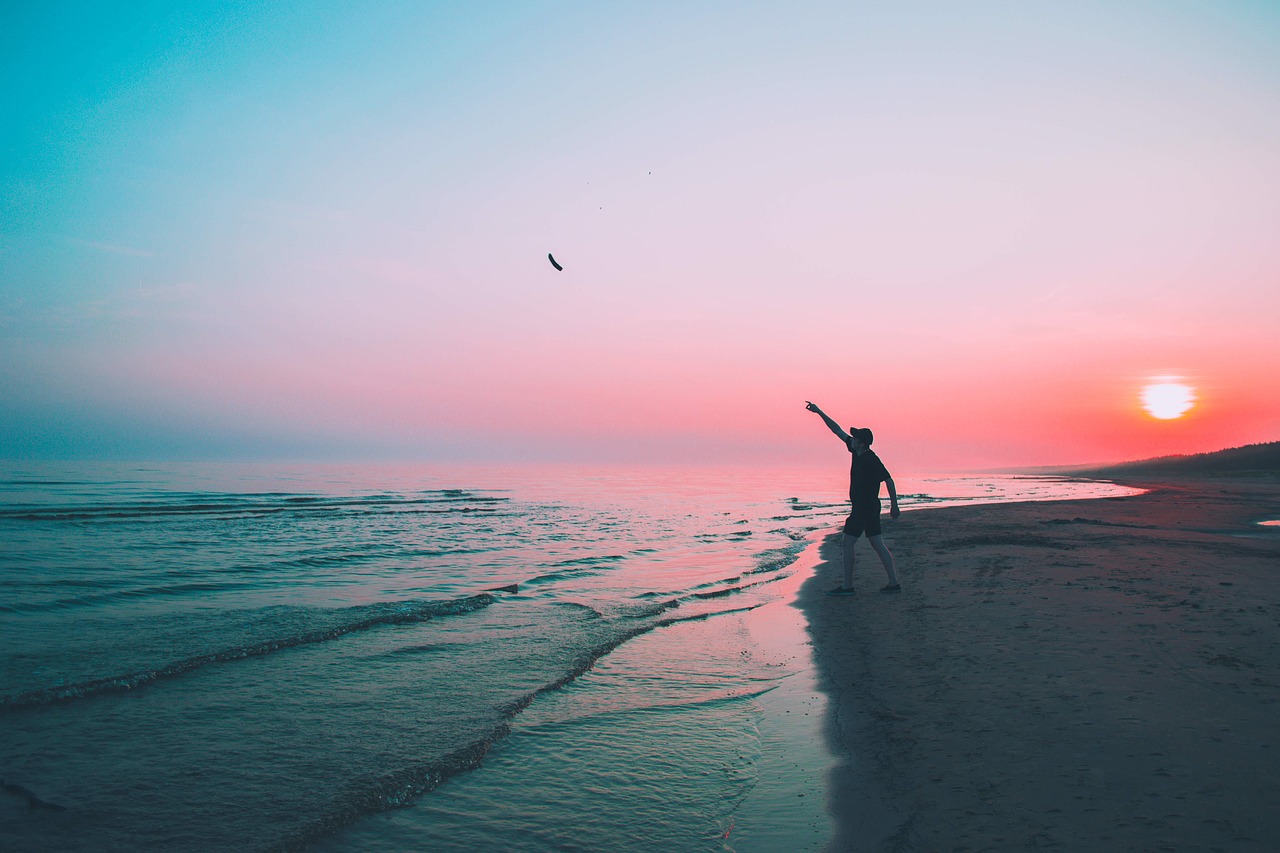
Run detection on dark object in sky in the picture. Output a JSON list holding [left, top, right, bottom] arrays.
[[548, 253, 563, 271]]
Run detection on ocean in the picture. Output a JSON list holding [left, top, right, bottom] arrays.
[[0, 461, 1136, 851]]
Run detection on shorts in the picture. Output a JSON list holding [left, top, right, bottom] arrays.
[[842, 503, 882, 539]]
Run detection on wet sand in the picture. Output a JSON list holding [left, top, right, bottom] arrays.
[[800, 475, 1280, 851]]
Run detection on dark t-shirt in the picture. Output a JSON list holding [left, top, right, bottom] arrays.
[[846, 443, 890, 509]]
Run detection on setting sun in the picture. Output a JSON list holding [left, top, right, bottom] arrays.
[[1141, 378, 1196, 420]]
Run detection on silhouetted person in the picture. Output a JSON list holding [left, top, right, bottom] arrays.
[[805, 401, 901, 595]]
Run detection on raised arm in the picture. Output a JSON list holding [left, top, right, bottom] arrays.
[[805, 401, 850, 443]]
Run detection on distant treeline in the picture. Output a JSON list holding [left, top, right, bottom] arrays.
[[1071, 441, 1280, 478]]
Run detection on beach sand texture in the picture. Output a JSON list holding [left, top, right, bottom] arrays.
[[802, 475, 1280, 851]]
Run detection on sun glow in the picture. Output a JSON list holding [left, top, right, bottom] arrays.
[[1141, 378, 1196, 420]]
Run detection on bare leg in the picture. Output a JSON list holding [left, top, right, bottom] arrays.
[[841, 533, 858, 589], [868, 534, 898, 586]]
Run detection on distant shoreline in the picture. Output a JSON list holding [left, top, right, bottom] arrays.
[[799, 468, 1280, 850], [1010, 439, 1280, 480]]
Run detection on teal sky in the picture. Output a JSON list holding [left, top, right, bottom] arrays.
[[4, 2, 1278, 468]]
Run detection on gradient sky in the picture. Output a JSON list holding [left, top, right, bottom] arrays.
[[3, 1, 1278, 471]]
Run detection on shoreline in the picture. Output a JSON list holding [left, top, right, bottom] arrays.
[[729, 538, 837, 851], [799, 473, 1280, 850]]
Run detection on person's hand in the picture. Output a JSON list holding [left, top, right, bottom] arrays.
[[890, 503, 901, 520], [805, 401, 819, 412]]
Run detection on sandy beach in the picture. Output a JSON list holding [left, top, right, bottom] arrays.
[[801, 474, 1280, 851]]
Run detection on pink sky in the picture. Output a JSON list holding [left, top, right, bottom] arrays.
[[3, 3, 1278, 469]]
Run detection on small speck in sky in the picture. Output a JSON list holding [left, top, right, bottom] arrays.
[[548, 253, 563, 271]]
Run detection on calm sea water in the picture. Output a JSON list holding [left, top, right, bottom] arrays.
[[0, 461, 1136, 852]]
